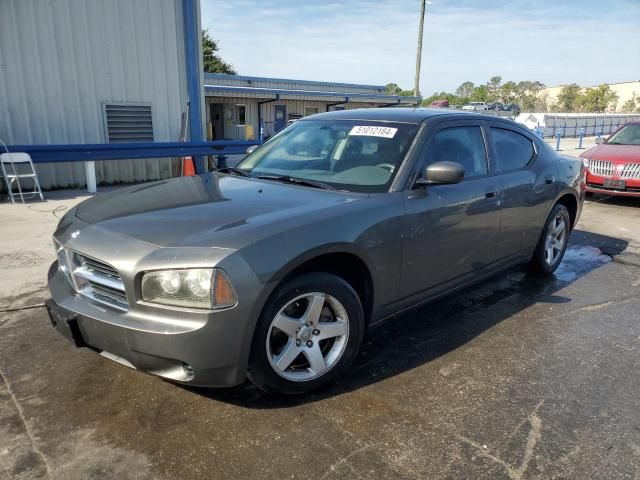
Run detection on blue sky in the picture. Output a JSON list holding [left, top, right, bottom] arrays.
[[202, 0, 640, 95]]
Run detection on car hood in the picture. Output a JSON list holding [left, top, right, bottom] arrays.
[[580, 144, 640, 163], [75, 174, 365, 248]]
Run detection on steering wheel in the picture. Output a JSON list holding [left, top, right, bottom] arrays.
[[376, 163, 395, 173]]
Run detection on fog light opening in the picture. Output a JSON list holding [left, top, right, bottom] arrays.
[[182, 362, 195, 380]]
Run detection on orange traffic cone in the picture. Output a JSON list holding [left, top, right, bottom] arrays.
[[182, 156, 196, 176]]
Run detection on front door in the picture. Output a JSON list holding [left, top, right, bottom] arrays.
[[399, 121, 503, 302], [274, 104, 287, 133]]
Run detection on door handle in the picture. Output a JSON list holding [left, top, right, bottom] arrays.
[[545, 175, 554, 184], [485, 187, 498, 199]]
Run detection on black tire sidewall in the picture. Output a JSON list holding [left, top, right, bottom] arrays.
[[529, 204, 571, 276], [247, 272, 365, 394]]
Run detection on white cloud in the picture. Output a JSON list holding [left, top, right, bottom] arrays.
[[202, 0, 640, 94]]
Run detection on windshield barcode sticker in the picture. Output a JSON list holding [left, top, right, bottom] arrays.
[[349, 126, 398, 138]]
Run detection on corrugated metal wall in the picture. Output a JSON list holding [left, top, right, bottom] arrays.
[[0, 0, 187, 189]]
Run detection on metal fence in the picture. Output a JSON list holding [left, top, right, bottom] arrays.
[[543, 114, 640, 138]]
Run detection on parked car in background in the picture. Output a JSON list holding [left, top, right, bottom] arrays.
[[503, 103, 521, 115], [429, 99, 450, 108], [487, 102, 502, 111], [47, 109, 584, 394], [580, 120, 640, 197], [462, 102, 489, 111]]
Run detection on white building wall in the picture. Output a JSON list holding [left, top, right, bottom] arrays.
[[0, 0, 188, 189]]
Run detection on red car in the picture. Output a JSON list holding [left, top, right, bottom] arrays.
[[580, 120, 640, 197]]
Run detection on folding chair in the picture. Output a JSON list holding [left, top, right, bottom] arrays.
[[0, 152, 45, 203]]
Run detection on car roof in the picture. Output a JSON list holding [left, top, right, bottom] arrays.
[[303, 107, 518, 126]]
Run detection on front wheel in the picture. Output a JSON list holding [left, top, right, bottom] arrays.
[[527, 203, 571, 277], [247, 273, 365, 394]]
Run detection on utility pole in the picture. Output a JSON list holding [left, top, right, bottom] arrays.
[[414, 0, 428, 97]]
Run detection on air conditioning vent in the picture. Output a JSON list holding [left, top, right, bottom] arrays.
[[102, 103, 154, 143]]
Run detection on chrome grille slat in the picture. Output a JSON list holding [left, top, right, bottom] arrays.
[[68, 253, 128, 311], [621, 163, 640, 180], [74, 265, 125, 291], [82, 258, 120, 278], [588, 160, 614, 178], [85, 283, 128, 309]]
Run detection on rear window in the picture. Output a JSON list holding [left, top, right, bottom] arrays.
[[490, 128, 535, 172]]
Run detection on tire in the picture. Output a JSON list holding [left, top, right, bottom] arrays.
[[527, 203, 571, 277], [247, 273, 365, 394]]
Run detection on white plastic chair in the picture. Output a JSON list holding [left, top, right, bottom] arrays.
[[0, 152, 45, 203]]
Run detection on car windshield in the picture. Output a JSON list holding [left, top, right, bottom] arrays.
[[235, 120, 420, 193], [607, 123, 640, 145]]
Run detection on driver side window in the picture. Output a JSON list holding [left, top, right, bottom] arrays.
[[426, 126, 488, 178]]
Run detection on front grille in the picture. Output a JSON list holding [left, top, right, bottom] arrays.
[[69, 253, 128, 311], [621, 163, 640, 180], [588, 160, 614, 178]]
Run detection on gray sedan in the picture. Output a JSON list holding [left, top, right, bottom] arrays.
[[47, 108, 585, 394]]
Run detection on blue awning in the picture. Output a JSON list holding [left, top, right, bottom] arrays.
[[204, 84, 421, 104]]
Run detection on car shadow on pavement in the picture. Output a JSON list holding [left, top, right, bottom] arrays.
[[185, 230, 628, 409]]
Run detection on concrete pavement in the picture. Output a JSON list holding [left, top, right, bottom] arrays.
[[1, 188, 639, 480]]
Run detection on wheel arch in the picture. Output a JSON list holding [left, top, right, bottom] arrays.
[[269, 245, 376, 325], [554, 190, 579, 229]]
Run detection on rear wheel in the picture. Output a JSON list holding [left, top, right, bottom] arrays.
[[527, 204, 571, 277], [247, 273, 364, 394]]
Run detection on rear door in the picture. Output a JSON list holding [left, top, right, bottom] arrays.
[[398, 120, 503, 302], [486, 122, 557, 259]]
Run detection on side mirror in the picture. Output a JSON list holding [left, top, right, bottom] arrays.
[[595, 137, 605, 145], [246, 145, 258, 155], [416, 161, 465, 186]]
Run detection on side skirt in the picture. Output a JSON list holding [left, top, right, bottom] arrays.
[[369, 256, 531, 328]]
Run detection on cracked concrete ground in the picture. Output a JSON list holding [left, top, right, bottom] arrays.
[[0, 189, 639, 479]]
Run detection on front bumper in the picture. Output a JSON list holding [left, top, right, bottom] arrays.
[[586, 173, 640, 197], [47, 259, 273, 388], [585, 184, 640, 197]]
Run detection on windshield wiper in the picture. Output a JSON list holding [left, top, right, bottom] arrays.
[[257, 174, 335, 190], [217, 167, 250, 177]]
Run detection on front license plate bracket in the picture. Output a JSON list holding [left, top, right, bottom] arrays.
[[604, 179, 626, 190], [45, 300, 87, 348]]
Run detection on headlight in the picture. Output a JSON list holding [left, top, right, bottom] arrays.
[[582, 158, 590, 167], [141, 268, 237, 310]]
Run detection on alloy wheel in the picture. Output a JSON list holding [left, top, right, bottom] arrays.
[[266, 292, 349, 382], [544, 214, 567, 266]]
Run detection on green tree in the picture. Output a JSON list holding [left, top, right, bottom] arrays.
[[576, 84, 618, 112], [514, 81, 546, 110], [620, 93, 639, 113], [553, 83, 582, 112], [470, 84, 490, 102], [423, 91, 463, 106], [499, 81, 518, 104], [202, 30, 236, 74], [455, 81, 475, 102], [384, 83, 415, 96], [486, 76, 502, 100]]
